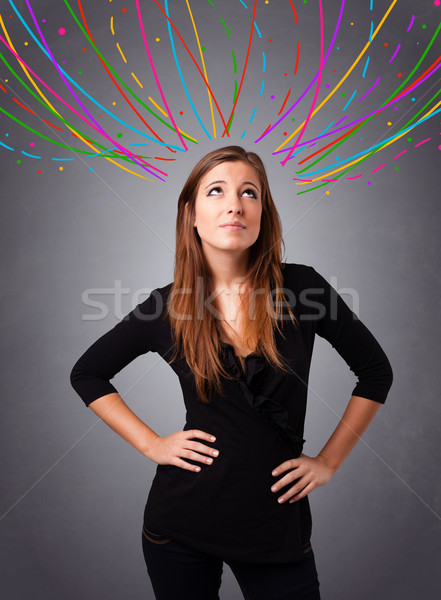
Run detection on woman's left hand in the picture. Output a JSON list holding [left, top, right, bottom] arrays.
[[270, 453, 335, 504]]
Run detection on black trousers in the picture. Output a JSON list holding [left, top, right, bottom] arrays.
[[141, 526, 321, 600]]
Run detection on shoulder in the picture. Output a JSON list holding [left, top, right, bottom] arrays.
[[281, 261, 319, 289]]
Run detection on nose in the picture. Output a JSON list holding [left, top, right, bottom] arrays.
[[227, 193, 243, 214]]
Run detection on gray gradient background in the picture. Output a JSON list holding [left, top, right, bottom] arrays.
[[1, 0, 440, 598]]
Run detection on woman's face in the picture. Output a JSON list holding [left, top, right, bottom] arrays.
[[190, 161, 263, 256]]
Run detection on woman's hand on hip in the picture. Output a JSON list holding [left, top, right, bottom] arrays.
[[148, 429, 219, 472], [270, 453, 336, 504]]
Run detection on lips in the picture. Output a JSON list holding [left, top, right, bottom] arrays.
[[220, 222, 246, 229]]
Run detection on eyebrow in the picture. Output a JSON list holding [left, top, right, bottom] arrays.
[[204, 180, 260, 192]]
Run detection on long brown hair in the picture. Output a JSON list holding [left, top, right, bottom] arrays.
[[164, 146, 298, 403]]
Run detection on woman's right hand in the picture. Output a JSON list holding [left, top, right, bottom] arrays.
[[147, 429, 220, 472]]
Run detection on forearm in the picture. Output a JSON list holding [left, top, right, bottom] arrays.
[[317, 395, 382, 474], [88, 392, 160, 460]]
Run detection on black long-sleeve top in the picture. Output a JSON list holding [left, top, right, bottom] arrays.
[[70, 262, 393, 563]]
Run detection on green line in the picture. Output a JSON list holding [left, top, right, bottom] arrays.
[[208, 0, 215, 6], [299, 21, 441, 174], [233, 79, 238, 104], [0, 51, 152, 164], [232, 50, 237, 74], [219, 16, 230, 38], [63, 0, 196, 144]]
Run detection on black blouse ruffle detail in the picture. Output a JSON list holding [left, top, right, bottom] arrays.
[[220, 342, 305, 457]]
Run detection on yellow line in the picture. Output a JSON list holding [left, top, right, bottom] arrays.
[[295, 98, 441, 184], [148, 96, 168, 117], [275, 0, 399, 153], [0, 14, 149, 180], [116, 42, 127, 63], [110, 15, 114, 36], [186, 0, 216, 137], [131, 71, 143, 88]]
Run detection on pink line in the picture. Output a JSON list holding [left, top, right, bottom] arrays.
[[346, 174, 362, 180], [282, 0, 324, 166], [0, 33, 165, 179], [393, 149, 407, 159], [293, 178, 313, 182], [371, 163, 386, 174], [415, 137, 431, 147], [135, 0, 188, 151], [24, 0, 167, 179], [388, 43, 401, 63], [406, 15, 415, 33]]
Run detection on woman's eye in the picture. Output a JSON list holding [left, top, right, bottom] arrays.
[[207, 187, 257, 198]]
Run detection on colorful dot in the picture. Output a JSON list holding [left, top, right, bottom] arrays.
[[112, 101, 116, 105], [17, 159, 21, 164], [341, 92, 346, 97], [335, 156, 340, 160], [201, 46, 206, 51], [265, 1, 269, 4], [117, 133, 123, 138], [42, 19, 46, 23], [411, 97, 415, 101], [179, 111, 184, 115], [395, 166, 399, 171], [24, 41, 28, 46], [407, 137, 412, 141], [59, 166, 63, 171], [58, 28, 66, 35], [397, 72, 402, 77], [37, 170, 41, 174], [78, 70, 82, 75], [367, 181, 372, 185], [332, 69, 336, 73], [283, 132, 287, 136], [422, 24, 427, 29], [155, 37, 160, 42], [271, 95, 275, 99], [82, 48, 86, 52], [387, 122, 392, 126], [89, 167, 93, 172], [284, 73, 287, 76], [269, 39, 272, 42], [350, 22, 354, 26], [122, 7, 127, 12], [435, 0, 440, 6], [326, 84, 330, 88], [292, 118, 295, 121], [325, 191, 330, 195], [30, 142, 35, 147], [384, 42, 388, 47]]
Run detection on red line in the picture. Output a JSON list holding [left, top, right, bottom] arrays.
[[298, 123, 361, 165], [154, 156, 177, 161], [77, 0, 172, 152], [278, 89, 291, 116], [288, 0, 298, 23], [41, 118, 64, 131], [294, 41, 300, 75], [0, 83, 7, 93], [222, 0, 257, 137], [12, 97, 35, 114], [153, 0, 229, 136]]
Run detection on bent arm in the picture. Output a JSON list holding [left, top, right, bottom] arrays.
[[317, 395, 381, 474], [88, 392, 160, 460]]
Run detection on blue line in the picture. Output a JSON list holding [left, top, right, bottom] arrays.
[[21, 150, 41, 158], [240, 130, 247, 139], [250, 106, 257, 123], [259, 80, 265, 96], [362, 56, 370, 78], [369, 21, 373, 43], [254, 23, 262, 38], [342, 89, 357, 111], [262, 51, 266, 73], [8, 0, 185, 151], [320, 121, 335, 135], [164, 0, 210, 139], [0, 140, 14, 150], [370, 0, 373, 10], [238, 0, 248, 8], [298, 107, 441, 177], [51, 157, 75, 161]]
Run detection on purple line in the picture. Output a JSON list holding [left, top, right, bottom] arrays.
[[358, 76, 381, 101], [24, 0, 166, 180], [254, 0, 345, 143], [389, 43, 401, 63], [406, 15, 415, 33]]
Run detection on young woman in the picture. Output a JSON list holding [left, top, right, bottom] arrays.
[[70, 145, 393, 599]]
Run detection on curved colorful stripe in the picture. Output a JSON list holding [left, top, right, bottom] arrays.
[[389, 43, 400, 63], [281, 0, 324, 165], [358, 76, 380, 101], [255, 0, 345, 143], [406, 15, 415, 33], [25, 0, 167, 178], [222, 0, 257, 137], [185, 0, 216, 137], [135, 0, 188, 151], [164, 0, 209, 138], [274, 0, 398, 153], [8, 0, 185, 150]]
